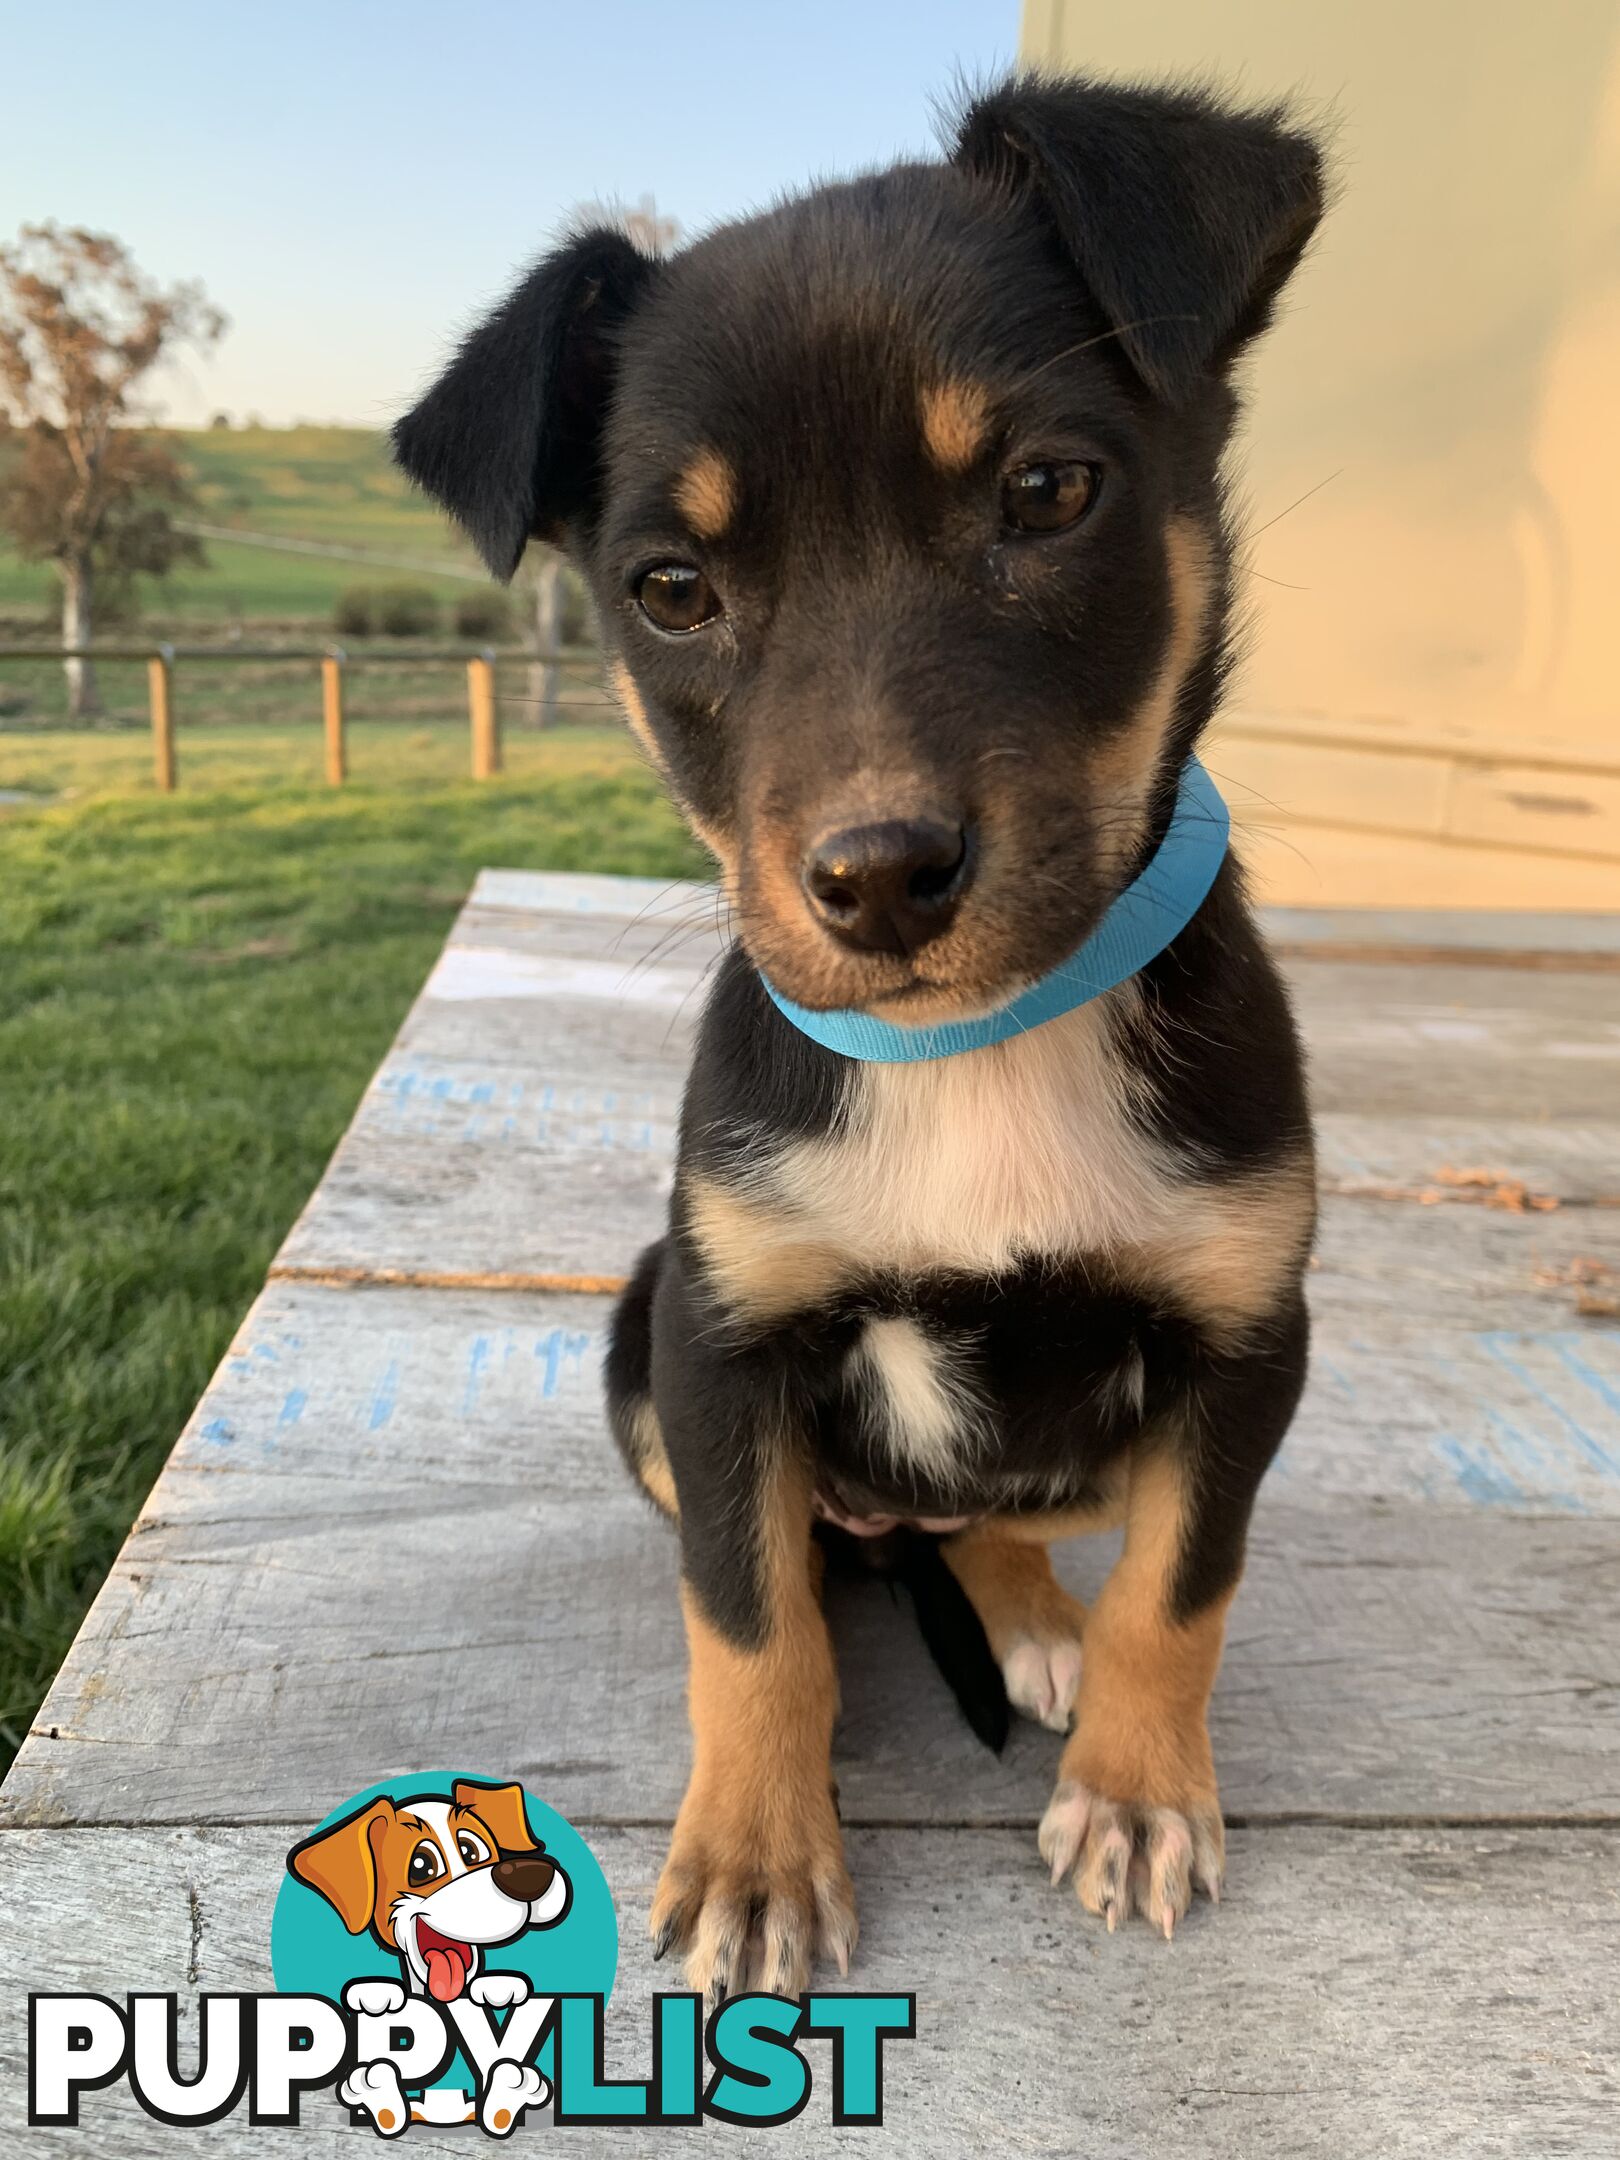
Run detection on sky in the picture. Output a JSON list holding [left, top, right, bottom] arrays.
[[2, 1, 1020, 428]]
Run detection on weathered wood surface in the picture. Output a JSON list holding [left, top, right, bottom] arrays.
[[3, 1253, 1616, 1831], [2, 1824, 1616, 2158], [276, 871, 1620, 1284], [5, 870, 1619, 2156]]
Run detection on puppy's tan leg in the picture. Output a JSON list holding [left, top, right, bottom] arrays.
[[1038, 1445, 1228, 1938], [943, 1525, 1088, 1733], [651, 1452, 855, 2000]]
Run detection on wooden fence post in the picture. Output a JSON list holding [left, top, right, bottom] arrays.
[[148, 646, 176, 793], [322, 651, 347, 785], [468, 650, 500, 778], [529, 553, 564, 726]]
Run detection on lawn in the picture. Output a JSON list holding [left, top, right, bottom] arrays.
[[0, 723, 704, 1770]]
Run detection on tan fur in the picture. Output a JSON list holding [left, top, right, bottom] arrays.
[[686, 1173, 850, 1323], [944, 1525, 1088, 1662], [673, 447, 738, 539], [610, 659, 737, 883], [691, 1000, 1306, 1353], [653, 1451, 853, 1991], [1060, 1446, 1228, 1812], [1089, 516, 1215, 878], [609, 660, 661, 766], [1116, 1150, 1316, 1348], [624, 1397, 679, 1518], [920, 379, 991, 471]]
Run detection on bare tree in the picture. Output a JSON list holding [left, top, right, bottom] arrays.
[[0, 225, 225, 717]]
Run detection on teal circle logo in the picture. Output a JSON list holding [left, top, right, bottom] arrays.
[[271, 1773, 616, 2119]]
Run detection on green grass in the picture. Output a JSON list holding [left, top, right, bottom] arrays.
[[0, 424, 483, 625], [0, 724, 703, 1769]]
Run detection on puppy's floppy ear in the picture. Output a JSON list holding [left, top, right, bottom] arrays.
[[286, 1798, 394, 1934], [392, 228, 655, 580], [452, 1778, 537, 1855], [954, 73, 1323, 402]]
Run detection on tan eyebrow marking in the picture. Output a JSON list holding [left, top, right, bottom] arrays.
[[673, 448, 738, 539], [920, 379, 992, 471]]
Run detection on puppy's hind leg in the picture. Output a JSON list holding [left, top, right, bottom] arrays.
[[944, 1521, 1091, 1734], [606, 1237, 678, 1520]]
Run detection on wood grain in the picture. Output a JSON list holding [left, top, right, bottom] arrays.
[[5, 867, 1619, 2158], [2, 1824, 1615, 2158]]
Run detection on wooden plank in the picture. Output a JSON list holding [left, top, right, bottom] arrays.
[[76, 1279, 1620, 1527], [3, 1277, 1614, 1833], [278, 875, 1620, 1282], [7, 1490, 1613, 1832], [1288, 959, 1620, 1122], [2, 1823, 1615, 2156]]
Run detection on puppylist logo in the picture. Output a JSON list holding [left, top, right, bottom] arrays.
[[28, 1773, 914, 2136]]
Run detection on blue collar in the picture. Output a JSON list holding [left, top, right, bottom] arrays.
[[762, 755, 1229, 1063]]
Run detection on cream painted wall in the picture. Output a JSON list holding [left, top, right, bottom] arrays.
[[1022, 1, 1620, 759]]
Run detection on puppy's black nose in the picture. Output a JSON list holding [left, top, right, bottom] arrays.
[[493, 1853, 555, 1902], [802, 816, 972, 955]]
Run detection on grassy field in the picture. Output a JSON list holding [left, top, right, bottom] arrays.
[[0, 723, 702, 1771], [0, 424, 485, 627]]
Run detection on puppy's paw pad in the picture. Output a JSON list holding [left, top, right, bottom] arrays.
[[1038, 1780, 1223, 1937], [1004, 1636, 1083, 1732]]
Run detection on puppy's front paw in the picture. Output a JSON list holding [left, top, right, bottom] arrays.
[[650, 1783, 856, 2000], [469, 1971, 530, 2010], [1004, 1636, 1083, 1733], [1039, 1780, 1223, 1939]]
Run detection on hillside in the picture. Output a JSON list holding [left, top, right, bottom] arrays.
[[0, 425, 487, 626]]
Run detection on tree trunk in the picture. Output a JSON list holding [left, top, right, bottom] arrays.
[[527, 554, 564, 728], [60, 556, 102, 721]]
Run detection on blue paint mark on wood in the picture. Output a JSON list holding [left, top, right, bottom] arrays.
[[1553, 1336, 1620, 1419], [277, 1389, 307, 1428], [368, 1361, 401, 1432], [535, 1328, 592, 1399], [1434, 1435, 1529, 1508], [1476, 1332, 1620, 1478], [199, 1418, 235, 1446], [463, 1335, 492, 1414]]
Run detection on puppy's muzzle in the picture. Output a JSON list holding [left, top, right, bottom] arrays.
[[802, 813, 973, 956]]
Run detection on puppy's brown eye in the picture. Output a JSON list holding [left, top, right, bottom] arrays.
[[408, 1842, 442, 1885], [1000, 460, 1099, 534], [635, 563, 721, 634]]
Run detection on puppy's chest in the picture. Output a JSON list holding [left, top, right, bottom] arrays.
[[760, 1002, 1182, 1279]]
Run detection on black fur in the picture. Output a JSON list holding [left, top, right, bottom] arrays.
[[395, 72, 1325, 1747]]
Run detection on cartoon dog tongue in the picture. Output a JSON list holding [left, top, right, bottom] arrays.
[[420, 1935, 471, 2002]]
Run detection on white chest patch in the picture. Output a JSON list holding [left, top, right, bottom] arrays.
[[848, 1315, 987, 1483], [767, 994, 1186, 1279]]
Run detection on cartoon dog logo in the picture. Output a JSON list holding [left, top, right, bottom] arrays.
[[288, 1779, 572, 2132]]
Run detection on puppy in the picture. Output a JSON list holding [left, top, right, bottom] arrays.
[[395, 72, 1324, 1993]]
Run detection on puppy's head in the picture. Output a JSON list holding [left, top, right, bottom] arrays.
[[397, 73, 1323, 1022]]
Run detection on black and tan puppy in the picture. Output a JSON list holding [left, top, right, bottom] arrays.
[[395, 72, 1325, 1992]]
